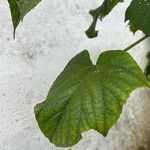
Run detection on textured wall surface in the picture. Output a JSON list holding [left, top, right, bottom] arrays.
[[0, 0, 150, 150]]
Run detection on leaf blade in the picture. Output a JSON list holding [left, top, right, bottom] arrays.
[[125, 0, 150, 35], [8, 0, 41, 36], [35, 50, 149, 147], [86, 0, 124, 38]]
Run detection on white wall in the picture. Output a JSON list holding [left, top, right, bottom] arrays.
[[0, 0, 150, 150]]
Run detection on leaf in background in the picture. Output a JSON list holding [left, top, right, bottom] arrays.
[[86, 0, 124, 38], [145, 52, 150, 81], [125, 0, 150, 35], [8, 0, 41, 37], [34, 50, 149, 147]]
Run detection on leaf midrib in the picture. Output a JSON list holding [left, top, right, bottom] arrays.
[[47, 65, 95, 143]]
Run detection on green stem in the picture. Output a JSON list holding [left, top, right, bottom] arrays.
[[124, 35, 149, 51]]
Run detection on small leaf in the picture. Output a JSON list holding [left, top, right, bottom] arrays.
[[125, 0, 150, 35], [8, 0, 41, 37], [86, 0, 124, 38], [34, 50, 149, 147]]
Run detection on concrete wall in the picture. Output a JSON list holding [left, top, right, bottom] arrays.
[[0, 0, 150, 150]]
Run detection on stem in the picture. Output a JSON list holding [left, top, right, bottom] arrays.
[[124, 35, 149, 51]]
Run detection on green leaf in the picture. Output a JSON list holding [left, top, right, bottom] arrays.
[[125, 0, 150, 35], [34, 50, 149, 147], [7, 0, 41, 37], [86, 0, 124, 38]]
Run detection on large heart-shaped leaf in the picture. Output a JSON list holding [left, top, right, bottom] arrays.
[[125, 0, 150, 35], [86, 0, 124, 38], [34, 50, 149, 147], [8, 0, 41, 36]]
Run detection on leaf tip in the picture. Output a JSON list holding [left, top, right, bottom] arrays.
[[85, 28, 98, 39]]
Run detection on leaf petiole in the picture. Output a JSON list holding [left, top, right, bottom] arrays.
[[124, 35, 149, 51]]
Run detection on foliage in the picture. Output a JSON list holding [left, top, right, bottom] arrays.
[[86, 0, 150, 38], [7, 0, 41, 37], [86, 0, 124, 38], [125, 0, 150, 35], [6, 0, 150, 148], [35, 50, 149, 147]]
